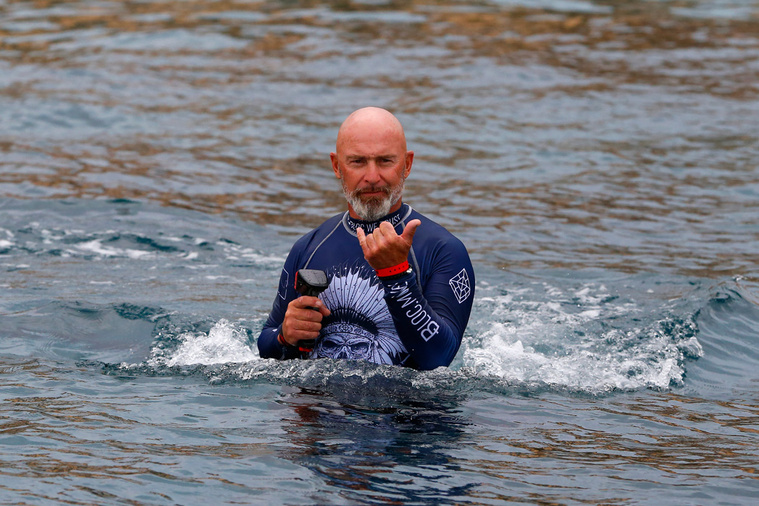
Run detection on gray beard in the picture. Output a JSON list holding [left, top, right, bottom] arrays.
[[341, 175, 405, 222]]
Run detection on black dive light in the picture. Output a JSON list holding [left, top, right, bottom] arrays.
[[294, 268, 329, 355]]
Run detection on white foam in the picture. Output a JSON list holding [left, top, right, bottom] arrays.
[[74, 239, 153, 259], [465, 331, 683, 391], [463, 282, 698, 393], [220, 242, 285, 266], [160, 319, 259, 367]]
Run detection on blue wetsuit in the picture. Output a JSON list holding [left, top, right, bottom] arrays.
[[257, 203, 474, 370]]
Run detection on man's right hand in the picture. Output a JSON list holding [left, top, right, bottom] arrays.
[[280, 296, 331, 346]]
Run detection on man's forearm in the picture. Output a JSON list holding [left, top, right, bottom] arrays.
[[380, 272, 462, 370], [257, 324, 299, 360]]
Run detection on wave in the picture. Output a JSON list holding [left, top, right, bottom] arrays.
[[0, 201, 283, 266], [681, 282, 759, 398], [460, 279, 704, 394], [7, 277, 756, 399], [95, 279, 727, 398]]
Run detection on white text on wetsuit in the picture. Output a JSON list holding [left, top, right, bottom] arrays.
[[388, 282, 440, 342]]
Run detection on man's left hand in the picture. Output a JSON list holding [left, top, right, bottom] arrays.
[[357, 219, 421, 270]]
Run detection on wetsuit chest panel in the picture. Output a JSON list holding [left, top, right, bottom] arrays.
[[302, 230, 410, 365]]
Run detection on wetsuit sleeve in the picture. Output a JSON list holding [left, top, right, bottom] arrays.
[[379, 239, 475, 370], [257, 250, 302, 360]]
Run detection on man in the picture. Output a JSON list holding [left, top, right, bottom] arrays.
[[257, 107, 474, 370]]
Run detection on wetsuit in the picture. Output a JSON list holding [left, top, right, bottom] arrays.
[[257, 203, 475, 370]]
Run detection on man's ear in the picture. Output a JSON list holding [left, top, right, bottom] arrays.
[[404, 151, 414, 178], [330, 152, 341, 179]]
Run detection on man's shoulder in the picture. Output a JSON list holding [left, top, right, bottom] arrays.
[[292, 212, 345, 248], [314, 212, 345, 233], [405, 206, 473, 282]]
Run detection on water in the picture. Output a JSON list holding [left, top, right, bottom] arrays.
[[1, 0, 758, 504]]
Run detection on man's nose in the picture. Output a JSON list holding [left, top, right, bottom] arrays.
[[363, 161, 381, 184]]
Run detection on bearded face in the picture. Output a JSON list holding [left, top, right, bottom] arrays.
[[330, 107, 414, 222], [340, 171, 405, 222]]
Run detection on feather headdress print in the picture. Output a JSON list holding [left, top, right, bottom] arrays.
[[314, 265, 407, 364]]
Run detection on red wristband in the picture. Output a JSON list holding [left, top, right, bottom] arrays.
[[375, 261, 410, 278]]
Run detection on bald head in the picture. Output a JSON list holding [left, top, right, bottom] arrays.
[[336, 107, 407, 154]]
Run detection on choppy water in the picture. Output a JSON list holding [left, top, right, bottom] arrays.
[[2, 0, 759, 504]]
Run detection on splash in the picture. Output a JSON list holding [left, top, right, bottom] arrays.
[[462, 281, 703, 393], [149, 319, 259, 367], [117, 279, 705, 397]]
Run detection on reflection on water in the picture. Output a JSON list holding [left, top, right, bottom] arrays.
[[8, 367, 755, 504], [278, 388, 472, 503], [2, 0, 758, 280], [460, 393, 759, 502]]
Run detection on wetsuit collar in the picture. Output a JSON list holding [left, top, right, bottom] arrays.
[[343, 203, 412, 234]]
